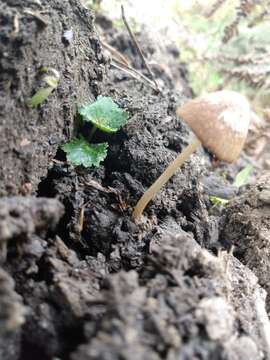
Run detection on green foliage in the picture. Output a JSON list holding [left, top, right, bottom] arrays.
[[26, 87, 54, 108], [79, 96, 128, 133], [63, 96, 128, 168], [175, 0, 270, 107], [62, 139, 108, 167], [209, 164, 253, 206], [26, 68, 60, 108], [209, 196, 229, 206], [80, 0, 102, 12], [233, 164, 253, 188]]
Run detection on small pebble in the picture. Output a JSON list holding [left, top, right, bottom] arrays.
[[259, 190, 270, 205], [63, 29, 73, 44]]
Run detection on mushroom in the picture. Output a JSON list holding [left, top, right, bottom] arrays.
[[132, 90, 251, 221]]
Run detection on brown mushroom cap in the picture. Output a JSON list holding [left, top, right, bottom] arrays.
[[176, 90, 251, 163]]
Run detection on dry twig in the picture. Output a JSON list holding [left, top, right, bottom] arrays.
[[121, 4, 162, 94], [100, 39, 160, 92], [24, 9, 48, 26], [205, 0, 227, 18], [111, 59, 158, 92], [100, 39, 130, 66]]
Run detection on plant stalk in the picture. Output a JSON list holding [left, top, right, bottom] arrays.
[[89, 125, 97, 141], [132, 137, 201, 222]]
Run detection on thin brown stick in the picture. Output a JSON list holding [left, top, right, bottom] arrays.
[[121, 4, 162, 94], [205, 0, 227, 18], [111, 59, 158, 92], [100, 39, 130, 67], [100, 36, 159, 91], [23, 10, 48, 26]]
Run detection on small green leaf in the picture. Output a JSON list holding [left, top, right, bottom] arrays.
[[39, 66, 49, 73], [26, 68, 60, 108], [62, 138, 108, 167], [43, 75, 59, 88], [233, 164, 253, 188], [79, 96, 128, 133], [209, 196, 229, 206], [26, 87, 54, 108]]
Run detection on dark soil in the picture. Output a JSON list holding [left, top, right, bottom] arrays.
[[221, 174, 270, 308], [1, 1, 270, 360]]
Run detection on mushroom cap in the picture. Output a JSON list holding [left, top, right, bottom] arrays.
[[176, 90, 251, 163]]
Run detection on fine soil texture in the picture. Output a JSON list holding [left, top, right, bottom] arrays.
[[1, 1, 270, 360]]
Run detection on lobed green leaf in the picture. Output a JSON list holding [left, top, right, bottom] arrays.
[[62, 138, 108, 168], [78, 96, 128, 133]]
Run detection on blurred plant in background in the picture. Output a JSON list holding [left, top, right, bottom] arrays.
[[83, 0, 270, 108], [173, 0, 270, 112]]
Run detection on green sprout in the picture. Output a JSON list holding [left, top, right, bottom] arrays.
[[78, 96, 128, 133], [232, 164, 253, 188], [62, 96, 128, 168], [209, 196, 229, 206], [209, 164, 254, 206], [26, 68, 60, 108], [62, 139, 108, 167]]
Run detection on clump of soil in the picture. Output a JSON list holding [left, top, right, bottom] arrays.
[[221, 174, 270, 308], [1, 1, 270, 360], [71, 234, 268, 360]]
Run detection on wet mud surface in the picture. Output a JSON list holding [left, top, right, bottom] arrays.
[[1, 1, 270, 360]]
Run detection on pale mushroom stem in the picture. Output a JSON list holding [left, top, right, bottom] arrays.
[[132, 137, 201, 222]]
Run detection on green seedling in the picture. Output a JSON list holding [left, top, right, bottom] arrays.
[[62, 96, 128, 168], [26, 68, 60, 108], [209, 164, 254, 206], [209, 196, 229, 206], [233, 164, 253, 188], [62, 139, 108, 168], [78, 96, 128, 133]]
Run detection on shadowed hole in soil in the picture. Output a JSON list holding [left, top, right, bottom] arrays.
[[37, 153, 77, 246], [19, 343, 49, 360], [20, 323, 85, 360]]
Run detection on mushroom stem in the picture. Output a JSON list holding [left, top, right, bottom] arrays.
[[132, 137, 201, 221]]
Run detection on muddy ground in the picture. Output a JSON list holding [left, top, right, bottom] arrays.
[[1, 1, 270, 360]]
